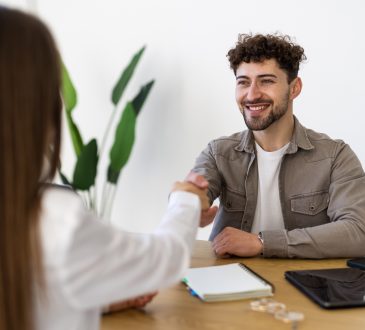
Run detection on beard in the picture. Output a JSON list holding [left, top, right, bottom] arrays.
[[241, 91, 290, 131]]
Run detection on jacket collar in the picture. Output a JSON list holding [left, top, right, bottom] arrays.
[[234, 116, 314, 154]]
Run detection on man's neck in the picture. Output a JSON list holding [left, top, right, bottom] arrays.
[[253, 112, 294, 152]]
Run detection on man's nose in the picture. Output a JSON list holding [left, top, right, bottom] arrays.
[[246, 83, 262, 101]]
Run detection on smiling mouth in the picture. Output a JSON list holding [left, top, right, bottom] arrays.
[[245, 103, 271, 111]]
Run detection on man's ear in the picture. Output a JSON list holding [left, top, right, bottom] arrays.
[[290, 77, 302, 100]]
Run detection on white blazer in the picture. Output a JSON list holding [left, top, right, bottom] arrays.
[[34, 187, 200, 330]]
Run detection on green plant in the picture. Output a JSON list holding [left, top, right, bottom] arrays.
[[60, 46, 154, 220]]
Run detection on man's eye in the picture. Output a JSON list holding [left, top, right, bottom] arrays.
[[237, 80, 250, 87], [261, 79, 274, 85]]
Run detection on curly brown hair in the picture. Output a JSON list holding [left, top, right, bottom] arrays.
[[227, 33, 306, 83]]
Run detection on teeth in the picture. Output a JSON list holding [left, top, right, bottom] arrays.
[[249, 105, 267, 111]]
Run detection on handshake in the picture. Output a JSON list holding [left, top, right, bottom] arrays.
[[103, 172, 217, 315], [171, 172, 218, 228]]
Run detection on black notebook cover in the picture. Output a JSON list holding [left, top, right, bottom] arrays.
[[285, 268, 365, 309]]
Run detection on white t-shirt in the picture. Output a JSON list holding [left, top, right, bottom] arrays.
[[34, 187, 200, 330], [251, 142, 289, 234]]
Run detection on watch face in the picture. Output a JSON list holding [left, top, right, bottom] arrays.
[[258, 232, 264, 244]]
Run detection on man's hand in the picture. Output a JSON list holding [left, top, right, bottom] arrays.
[[185, 171, 218, 227], [102, 292, 157, 314], [199, 206, 218, 227], [212, 227, 263, 257], [185, 171, 209, 190]]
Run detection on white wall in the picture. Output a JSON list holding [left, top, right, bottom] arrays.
[[3, 0, 365, 239]]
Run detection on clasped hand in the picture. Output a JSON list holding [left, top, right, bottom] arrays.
[[172, 172, 217, 228]]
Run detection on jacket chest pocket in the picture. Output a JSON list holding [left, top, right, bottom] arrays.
[[290, 190, 329, 215], [222, 188, 246, 212], [288, 190, 330, 228], [211, 187, 246, 236]]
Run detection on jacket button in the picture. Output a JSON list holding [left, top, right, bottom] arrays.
[[227, 201, 232, 208], [309, 205, 315, 211]]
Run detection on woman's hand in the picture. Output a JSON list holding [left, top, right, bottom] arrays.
[[171, 180, 210, 211], [102, 292, 158, 314]]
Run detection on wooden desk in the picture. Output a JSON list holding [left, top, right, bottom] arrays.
[[101, 240, 365, 330]]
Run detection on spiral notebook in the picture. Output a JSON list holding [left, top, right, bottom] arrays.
[[182, 263, 274, 302]]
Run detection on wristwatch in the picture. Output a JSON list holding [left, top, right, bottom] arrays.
[[257, 231, 264, 246], [257, 232, 264, 255]]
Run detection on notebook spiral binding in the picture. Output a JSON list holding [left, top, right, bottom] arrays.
[[238, 263, 275, 292]]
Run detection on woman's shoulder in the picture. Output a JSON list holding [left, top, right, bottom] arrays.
[[42, 183, 79, 200], [40, 185, 90, 264], [41, 185, 85, 219]]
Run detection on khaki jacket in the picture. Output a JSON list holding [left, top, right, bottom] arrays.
[[193, 117, 365, 258]]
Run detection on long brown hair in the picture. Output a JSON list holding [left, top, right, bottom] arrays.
[[0, 7, 62, 330]]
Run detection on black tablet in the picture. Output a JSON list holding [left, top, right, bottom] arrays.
[[347, 258, 365, 270], [285, 268, 365, 309]]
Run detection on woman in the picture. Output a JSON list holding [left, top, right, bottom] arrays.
[[0, 7, 210, 330]]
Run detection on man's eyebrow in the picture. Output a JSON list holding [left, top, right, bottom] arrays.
[[236, 74, 278, 80]]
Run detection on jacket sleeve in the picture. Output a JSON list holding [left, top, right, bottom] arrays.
[[263, 143, 365, 258], [57, 191, 200, 309], [192, 141, 222, 204]]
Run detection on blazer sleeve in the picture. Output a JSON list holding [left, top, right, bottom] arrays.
[[48, 191, 200, 309]]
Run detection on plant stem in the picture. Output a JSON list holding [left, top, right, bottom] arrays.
[[92, 186, 98, 214], [104, 183, 117, 223], [100, 180, 109, 220], [80, 191, 88, 209], [88, 189, 94, 211], [100, 181, 118, 224], [96, 104, 120, 220], [99, 104, 119, 159]]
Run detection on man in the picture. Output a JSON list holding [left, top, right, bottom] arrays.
[[190, 33, 365, 258]]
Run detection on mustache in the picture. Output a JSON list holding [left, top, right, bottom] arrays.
[[243, 99, 273, 106]]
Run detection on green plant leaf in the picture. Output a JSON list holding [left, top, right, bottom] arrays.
[[61, 62, 77, 113], [59, 171, 72, 186], [61, 62, 83, 157], [108, 102, 136, 183], [107, 165, 120, 184], [132, 80, 155, 116], [73, 139, 98, 190], [65, 112, 84, 157], [111, 46, 145, 106]]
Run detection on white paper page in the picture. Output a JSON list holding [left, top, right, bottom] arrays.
[[184, 263, 270, 295]]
